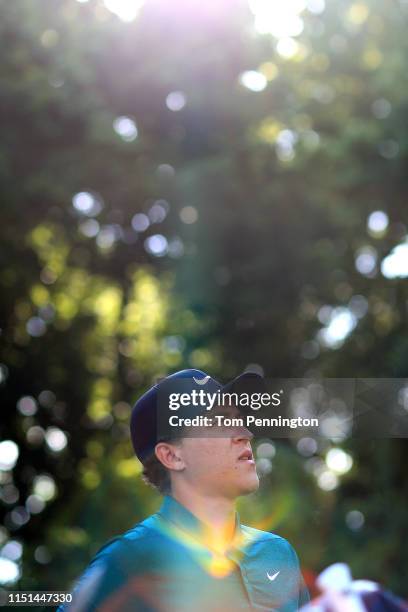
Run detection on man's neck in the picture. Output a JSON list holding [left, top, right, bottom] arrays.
[[171, 485, 237, 554]]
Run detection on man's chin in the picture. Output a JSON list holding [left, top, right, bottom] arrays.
[[239, 475, 260, 496]]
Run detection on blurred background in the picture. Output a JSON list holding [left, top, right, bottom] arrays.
[[1, 0, 408, 602]]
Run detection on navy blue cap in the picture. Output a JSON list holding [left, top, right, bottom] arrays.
[[130, 369, 265, 463]]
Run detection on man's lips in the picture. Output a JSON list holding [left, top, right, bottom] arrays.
[[238, 449, 255, 464]]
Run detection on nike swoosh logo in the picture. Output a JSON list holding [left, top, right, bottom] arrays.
[[193, 375, 211, 385], [267, 571, 280, 582]]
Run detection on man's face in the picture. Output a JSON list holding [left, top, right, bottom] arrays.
[[177, 406, 259, 500]]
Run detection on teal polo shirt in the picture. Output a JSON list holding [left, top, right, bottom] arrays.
[[59, 496, 309, 611]]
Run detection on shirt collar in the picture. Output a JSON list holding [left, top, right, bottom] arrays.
[[158, 495, 243, 549]]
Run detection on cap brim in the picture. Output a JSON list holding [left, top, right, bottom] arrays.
[[221, 372, 267, 416]]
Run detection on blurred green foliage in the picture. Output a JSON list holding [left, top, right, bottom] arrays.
[[0, 0, 407, 601]]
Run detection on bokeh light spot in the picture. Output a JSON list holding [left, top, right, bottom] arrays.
[[0, 558, 20, 584], [306, 0, 325, 14], [144, 234, 168, 257], [249, 0, 305, 37], [26, 426, 45, 446], [148, 201, 169, 224], [317, 470, 339, 491], [326, 448, 353, 474], [378, 139, 399, 159], [256, 457, 273, 475], [318, 308, 357, 348], [168, 237, 184, 258], [348, 295, 368, 319], [26, 317, 46, 337], [297, 437, 318, 456], [34, 546, 51, 564], [355, 246, 377, 276], [276, 37, 300, 59], [256, 442, 276, 459], [1, 541, 23, 562], [25, 495, 46, 515], [17, 396, 37, 416], [103, 0, 144, 22], [131, 213, 150, 232], [0, 441, 19, 471], [166, 91, 186, 111], [96, 226, 117, 250], [179, 206, 198, 224], [45, 427, 68, 452], [346, 509, 365, 530], [9, 506, 30, 528], [239, 70, 267, 92], [0, 364, 9, 385], [371, 98, 391, 119], [367, 210, 388, 235], [79, 219, 100, 238], [33, 475, 57, 502], [113, 116, 138, 141], [72, 192, 103, 217], [381, 240, 408, 278]]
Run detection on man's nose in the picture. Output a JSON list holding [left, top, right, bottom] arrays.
[[232, 426, 254, 442]]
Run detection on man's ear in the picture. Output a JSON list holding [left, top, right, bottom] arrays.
[[155, 441, 185, 472]]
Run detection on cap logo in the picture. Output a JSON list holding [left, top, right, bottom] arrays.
[[193, 375, 211, 385]]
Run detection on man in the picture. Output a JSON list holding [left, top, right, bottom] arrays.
[[60, 369, 309, 611]]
